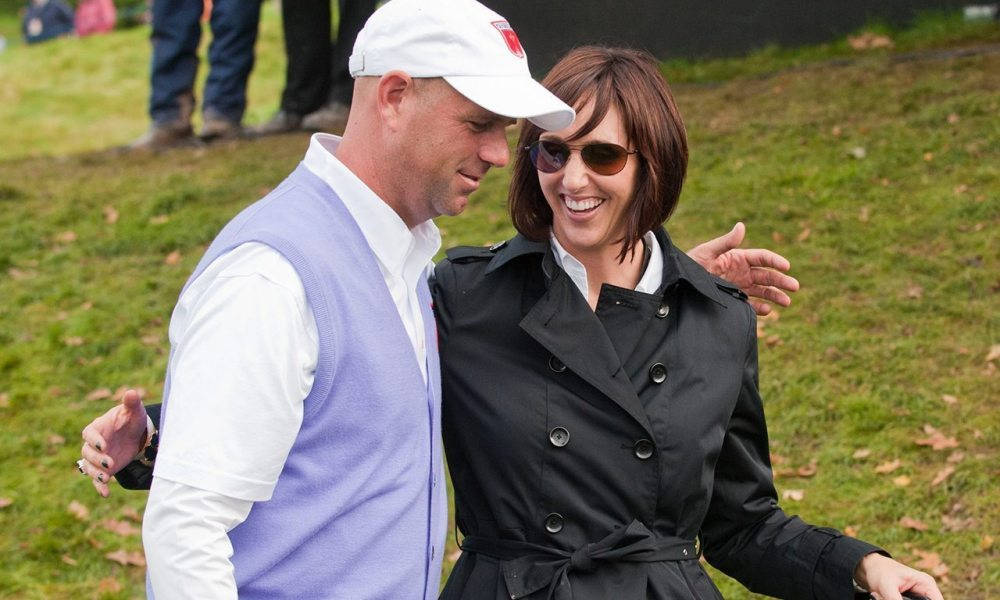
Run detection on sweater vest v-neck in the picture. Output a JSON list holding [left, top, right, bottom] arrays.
[[157, 164, 446, 599]]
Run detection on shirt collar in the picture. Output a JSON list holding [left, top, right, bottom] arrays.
[[302, 133, 440, 279], [487, 229, 730, 307], [548, 231, 663, 299]]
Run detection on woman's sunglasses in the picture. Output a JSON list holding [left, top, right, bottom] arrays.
[[525, 140, 637, 176]]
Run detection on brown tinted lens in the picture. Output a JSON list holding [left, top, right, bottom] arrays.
[[580, 143, 629, 175]]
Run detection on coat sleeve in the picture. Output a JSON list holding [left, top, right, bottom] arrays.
[[700, 308, 885, 600]]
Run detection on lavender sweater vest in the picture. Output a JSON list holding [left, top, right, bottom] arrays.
[[155, 164, 447, 599]]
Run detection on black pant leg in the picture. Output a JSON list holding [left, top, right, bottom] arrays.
[[328, 0, 378, 106], [280, 0, 332, 115]]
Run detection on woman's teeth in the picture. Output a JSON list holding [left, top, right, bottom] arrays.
[[564, 197, 603, 212]]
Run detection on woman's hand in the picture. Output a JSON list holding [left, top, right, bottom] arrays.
[[78, 389, 149, 497], [855, 552, 944, 600], [686, 222, 800, 316]]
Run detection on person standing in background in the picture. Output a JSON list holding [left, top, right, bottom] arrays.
[[131, 0, 263, 150], [253, 0, 378, 136]]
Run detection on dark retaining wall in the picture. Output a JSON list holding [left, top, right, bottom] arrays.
[[483, 1, 970, 75]]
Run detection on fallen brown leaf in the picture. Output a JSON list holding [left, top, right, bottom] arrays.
[[915, 424, 959, 451], [947, 113, 960, 124], [103, 205, 119, 224], [875, 459, 902, 474], [848, 32, 894, 50], [796, 460, 818, 478], [63, 336, 85, 347], [149, 215, 170, 225], [982, 535, 994, 552], [102, 518, 140, 537], [141, 334, 162, 346], [858, 206, 871, 222], [941, 514, 975, 531], [796, 228, 811, 242], [893, 475, 911, 487], [765, 334, 783, 347], [770, 453, 788, 465], [771, 231, 785, 243], [940, 394, 958, 405], [121, 505, 143, 522], [47, 434, 65, 446], [0, 393, 9, 408], [55, 230, 78, 244], [844, 525, 859, 537], [831, 125, 843, 137], [782, 489, 804, 501], [953, 184, 969, 196], [105, 549, 146, 567], [931, 465, 956, 487], [899, 516, 929, 531], [86, 387, 112, 402], [852, 448, 872, 459], [946, 451, 965, 464], [0, 497, 13, 508], [923, 152, 934, 162], [913, 550, 949, 578], [906, 284, 924, 299], [96, 578, 124, 594], [68, 500, 90, 521], [61, 555, 78, 566], [986, 344, 1000, 363], [165, 250, 182, 266]]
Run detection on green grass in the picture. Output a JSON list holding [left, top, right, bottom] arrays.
[[0, 7, 998, 600]]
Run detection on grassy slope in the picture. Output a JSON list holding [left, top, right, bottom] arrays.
[[0, 7, 997, 600]]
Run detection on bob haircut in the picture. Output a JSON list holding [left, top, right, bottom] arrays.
[[508, 46, 688, 261]]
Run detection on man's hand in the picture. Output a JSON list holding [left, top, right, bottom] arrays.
[[79, 389, 149, 497], [686, 222, 800, 316], [855, 552, 943, 600]]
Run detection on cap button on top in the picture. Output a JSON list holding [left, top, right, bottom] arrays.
[[633, 439, 655, 460], [649, 362, 667, 384], [544, 512, 564, 533], [548, 356, 567, 373], [549, 427, 570, 447]]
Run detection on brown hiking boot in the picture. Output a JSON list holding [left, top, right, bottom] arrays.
[[200, 109, 244, 142], [250, 110, 304, 137], [300, 102, 350, 134], [128, 119, 195, 152]]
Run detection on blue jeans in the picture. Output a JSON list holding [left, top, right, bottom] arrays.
[[149, 0, 262, 125]]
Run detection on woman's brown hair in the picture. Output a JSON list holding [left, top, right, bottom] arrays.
[[508, 46, 688, 260]]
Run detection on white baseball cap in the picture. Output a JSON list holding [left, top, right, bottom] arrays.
[[348, 0, 575, 131]]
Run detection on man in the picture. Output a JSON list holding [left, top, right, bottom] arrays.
[[131, 0, 262, 150], [78, 0, 802, 597]]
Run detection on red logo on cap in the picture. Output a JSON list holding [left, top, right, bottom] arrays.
[[492, 21, 524, 58]]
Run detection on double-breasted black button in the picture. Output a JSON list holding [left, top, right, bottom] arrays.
[[548, 356, 567, 373], [656, 303, 670, 318], [633, 439, 655, 460], [549, 427, 570, 447], [544, 512, 564, 533], [649, 362, 667, 384]]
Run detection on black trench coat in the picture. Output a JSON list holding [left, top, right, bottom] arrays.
[[432, 229, 882, 600]]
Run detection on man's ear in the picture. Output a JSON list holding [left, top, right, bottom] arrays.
[[376, 71, 415, 130]]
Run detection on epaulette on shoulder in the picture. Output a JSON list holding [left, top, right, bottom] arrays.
[[445, 239, 508, 264], [714, 278, 748, 302]]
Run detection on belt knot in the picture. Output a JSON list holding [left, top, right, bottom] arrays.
[[568, 544, 596, 572]]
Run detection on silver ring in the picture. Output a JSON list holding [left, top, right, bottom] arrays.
[[76, 459, 86, 474]]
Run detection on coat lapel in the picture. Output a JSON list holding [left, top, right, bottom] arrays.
[[519, 264, 654, 437]]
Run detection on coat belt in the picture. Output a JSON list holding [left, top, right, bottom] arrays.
[[460, 519, 700, 600]]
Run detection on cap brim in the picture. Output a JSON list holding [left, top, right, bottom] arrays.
[[444, 75, 575, 131]]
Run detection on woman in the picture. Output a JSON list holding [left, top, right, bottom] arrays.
[[432, 47, 941, 600]]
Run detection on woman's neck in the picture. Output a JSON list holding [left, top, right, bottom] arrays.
[[566, 239, 646, 310]]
